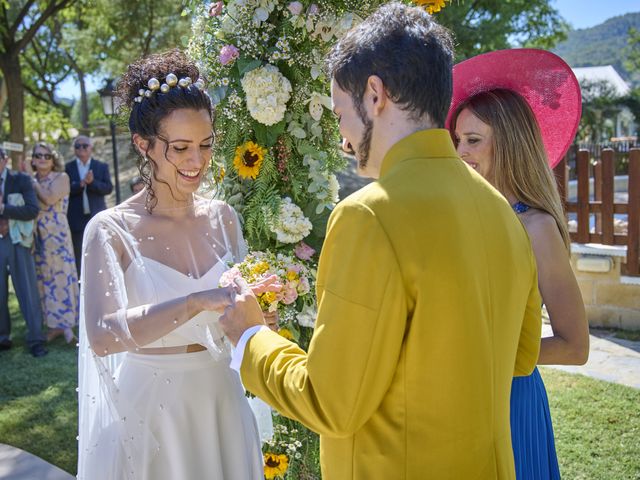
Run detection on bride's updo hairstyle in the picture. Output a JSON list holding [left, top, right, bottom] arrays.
[[117, 49, 213, 211]]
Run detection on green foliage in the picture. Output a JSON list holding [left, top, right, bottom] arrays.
[[0, 0, 193, 142], [243, 155, 281, 250], [553, 12, 640, 87], [436, 0, 568, 61], [188, 1, 381, 255], [61, 0, 191, 79], [69, 90, 104, 126], [24, 94, 75, 142], [577, 79, 627, 143], [21, 13, 75, 112], [624, 27, 640, 75], [264, 415, 320, 479]]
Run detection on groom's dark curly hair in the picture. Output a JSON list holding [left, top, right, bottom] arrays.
[[326, 2, 454, 127]]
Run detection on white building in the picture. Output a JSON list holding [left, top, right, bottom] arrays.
[[572, 65, 636, 140]]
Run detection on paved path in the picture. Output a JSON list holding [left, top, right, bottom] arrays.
[[0, 444, 73, 480], [542, 324, 640, 389]]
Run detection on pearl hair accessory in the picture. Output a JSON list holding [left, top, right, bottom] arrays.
[[133, 74, 206, 103]]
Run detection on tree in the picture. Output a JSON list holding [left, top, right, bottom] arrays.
[[578, 79, 624, 143], [24, 93, 73, 143], [59, 0, 190, 131], [621, 28, 640, 138], [0, 0, 74, 168], [22, 14, 74, 111], [435, 0, 568, 61], [624, 28, 640, 73]]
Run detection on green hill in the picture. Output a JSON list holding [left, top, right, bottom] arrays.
[[553, 12, 640, 86]]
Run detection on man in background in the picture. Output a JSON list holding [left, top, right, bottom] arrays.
[[0, 147, 47, 357], [65, 136, 113, 277]]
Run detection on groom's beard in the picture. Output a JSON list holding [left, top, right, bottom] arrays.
[[356, 110, 374, 170]]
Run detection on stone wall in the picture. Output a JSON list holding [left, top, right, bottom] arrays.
[[571, 244, 640, 330]]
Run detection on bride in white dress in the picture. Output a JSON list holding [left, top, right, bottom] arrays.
[[77, 50, 264, 480]]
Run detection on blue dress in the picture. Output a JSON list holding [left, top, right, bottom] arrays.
[[511, 367, 561, 479]]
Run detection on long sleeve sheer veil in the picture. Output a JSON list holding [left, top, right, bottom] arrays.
[[77, 198, 271, 479]]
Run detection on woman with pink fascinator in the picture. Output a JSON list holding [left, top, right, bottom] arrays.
[[448, 49, 589, 479]]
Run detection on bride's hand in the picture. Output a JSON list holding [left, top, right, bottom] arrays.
[[250, 274, 282, 295], [190, 286, 236, 314]]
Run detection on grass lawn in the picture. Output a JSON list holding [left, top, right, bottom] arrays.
[[0, 289, 78, 473], [541, 367, 640, 479], [1, 289, 639, 478]]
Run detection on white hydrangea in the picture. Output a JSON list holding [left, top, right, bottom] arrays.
[[268, 197, 312, 244], [296, 304, 317, 328], [241, 64, 292, 126]]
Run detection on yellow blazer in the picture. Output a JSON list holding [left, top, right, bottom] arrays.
[[242, 129, 541, 479]]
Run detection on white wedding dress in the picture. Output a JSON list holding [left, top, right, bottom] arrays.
[[77, 198, 264, 480]]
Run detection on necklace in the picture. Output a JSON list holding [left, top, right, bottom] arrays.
[[511, 201, 531, 214]]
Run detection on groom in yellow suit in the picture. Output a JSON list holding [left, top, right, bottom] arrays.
[[220, 3, 541, 479]]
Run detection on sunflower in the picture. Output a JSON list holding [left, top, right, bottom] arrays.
[[264, 453, 289, 479], [413, 0, 450, 14], [233, 140, 266, 179], [278, 328, 294, 340]]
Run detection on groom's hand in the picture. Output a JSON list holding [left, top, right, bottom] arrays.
[[219, 278, 266, 346]]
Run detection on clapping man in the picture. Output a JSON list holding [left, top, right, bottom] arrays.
[[65, 136, 113, 276]]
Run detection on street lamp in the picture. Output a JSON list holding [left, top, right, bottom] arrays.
[[98, 78, 121, 204]]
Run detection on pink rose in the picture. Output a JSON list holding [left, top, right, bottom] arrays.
[[219, 266, 241, 287], [294, 241, 315, 260], [281, 284, 298, 305], [298, 276, 310, 295], [287, 1, 303, 15], [219, 45, 239, 66], [208, 1, 223, 17]]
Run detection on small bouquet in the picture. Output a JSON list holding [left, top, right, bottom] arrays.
[[262, 422, 304, 479], [220, 248, 317, 341]]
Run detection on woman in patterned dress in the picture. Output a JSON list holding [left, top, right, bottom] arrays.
[[29, 142, 79, 343]]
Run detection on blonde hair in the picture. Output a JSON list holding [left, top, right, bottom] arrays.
[[31, 142, 64, 172], [450, 89, 570, 250]]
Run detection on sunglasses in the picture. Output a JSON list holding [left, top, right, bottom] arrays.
[[33, 153, 53, 160], [74, 143, 90, 149]]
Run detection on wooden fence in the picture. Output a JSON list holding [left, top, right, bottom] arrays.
[[554, 148, 640, 276]]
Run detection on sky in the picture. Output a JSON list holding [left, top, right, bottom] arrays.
[[553, 0, 639, 30], [57, 0, 640, 100]]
